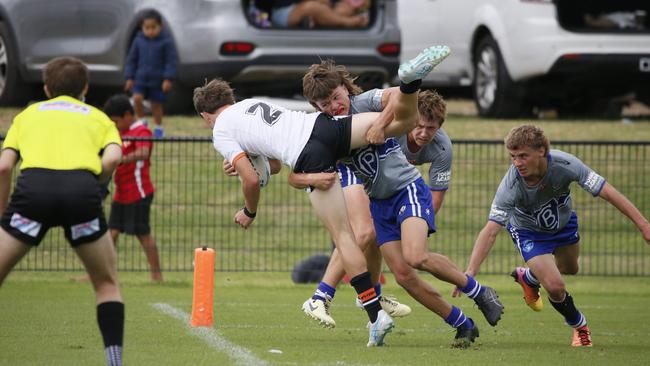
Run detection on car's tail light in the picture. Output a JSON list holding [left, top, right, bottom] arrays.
[[561, 54, 581, 60], [220, 42, 255, 55], [377, 43, 400, 56]]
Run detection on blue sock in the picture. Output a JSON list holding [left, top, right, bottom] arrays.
[[523, 268, 540, 288], [460, 274, 484, 299], [374, 283, 382, 298], [444, 305, 473, 329], [313, 282, 336, 301]]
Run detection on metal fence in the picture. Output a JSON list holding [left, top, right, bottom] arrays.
[[11, 138, 650, 276]]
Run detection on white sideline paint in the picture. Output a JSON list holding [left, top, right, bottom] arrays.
[[151, 303, 268, 366]]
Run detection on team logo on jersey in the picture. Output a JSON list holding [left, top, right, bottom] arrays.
[[399, 205, 406, 216], [245, 102, 283, 126], [521, 240, 535, 253]]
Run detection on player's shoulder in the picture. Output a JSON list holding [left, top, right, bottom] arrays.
[[129, 121, 153, 136], [548, 149, 584, 170]]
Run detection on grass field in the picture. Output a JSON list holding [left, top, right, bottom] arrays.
[[2, 272, 650, 366]]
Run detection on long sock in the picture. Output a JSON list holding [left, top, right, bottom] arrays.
[[444, 305, 474, 329], [97, 301, 124, 366], [312, 281, 336, 301], [350, 271, 381, 323], [523, 268, 541, 287], [460, 274, 484, 299], [549, 292, 586, 328], [399, 79, 422, 94], [374, 283, 382, 298]]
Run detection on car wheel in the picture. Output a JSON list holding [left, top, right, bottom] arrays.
[[473, 35, 530, 118], [0, 22, 32, 106]]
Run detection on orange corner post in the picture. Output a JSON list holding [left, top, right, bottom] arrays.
[[191, 246, 215, 327]]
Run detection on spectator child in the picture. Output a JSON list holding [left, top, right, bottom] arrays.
[[103, 94, 162, 282], [124, 9, 177, 138]]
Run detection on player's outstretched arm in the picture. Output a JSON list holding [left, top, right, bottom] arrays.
[[598, 182, 650, 244], [288, 172, 337, 191], [452, 220, 502, 297]]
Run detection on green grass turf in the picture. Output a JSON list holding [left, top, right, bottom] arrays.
[[2, 272, 650, 365]]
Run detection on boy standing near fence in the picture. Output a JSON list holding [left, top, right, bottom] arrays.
[[0, 56, 124, 366], [103, 94, 162, 282], [124, 9, 177, 138], [457, 124, 650, 347]]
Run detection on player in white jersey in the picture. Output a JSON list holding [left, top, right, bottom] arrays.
[[193, 45, 452, 347], [457, 125, 650, 347]]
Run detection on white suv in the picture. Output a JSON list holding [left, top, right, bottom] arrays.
[[400, 0, 650, 118]]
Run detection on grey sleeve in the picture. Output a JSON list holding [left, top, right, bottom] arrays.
[[565, 154, 606, 196], [350, 89, 384, 113], [488, 173, 514, 225], [427, 145, 452, 190]]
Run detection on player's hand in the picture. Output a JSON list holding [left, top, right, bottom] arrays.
[[162, 79, 173, 93], [124, 79, 134, 92], [234, 209, 254, 229], [641, 223, 650, 244], [309, 172, 338, 191], [366, 123, 385, 145], [223, 159, 237, 176]]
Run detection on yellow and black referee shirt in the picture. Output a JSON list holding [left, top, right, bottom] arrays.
[[2, 96, 121, 175]]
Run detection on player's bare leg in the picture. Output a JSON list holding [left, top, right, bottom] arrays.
[[308, 179, 393, 346], [137, 234, 163, 282], [0, 228, 31, 285], [132, 93, 146, 120]]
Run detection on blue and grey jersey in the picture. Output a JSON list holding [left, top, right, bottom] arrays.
[[349, 89, 384, 114], [341, 138, 421, 199], [397, 128, 452, 191], [489, 149, 606, 233]]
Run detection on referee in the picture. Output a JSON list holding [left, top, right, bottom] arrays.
[[0, 57, 124, 366]]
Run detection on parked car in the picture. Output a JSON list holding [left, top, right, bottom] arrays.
[[399, 0, 650, 118], [0, 0, 400, 112]]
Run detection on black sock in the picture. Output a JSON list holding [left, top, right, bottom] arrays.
[[549, 292, 585, 327], [97, 301, 124, 366], [350, 271, 381, 323], [399, 79, 422, 94]]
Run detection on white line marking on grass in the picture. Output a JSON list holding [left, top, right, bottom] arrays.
[[152, 303, 268, 366]]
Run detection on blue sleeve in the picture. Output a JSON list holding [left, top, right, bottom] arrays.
[[163, 36, 177, 80], [124, 38, 139, 79]]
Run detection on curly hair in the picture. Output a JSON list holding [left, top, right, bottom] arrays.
[[417, 89, 446, 126], [302, 59, 362, 108], [505, 125, 550, 155], [193, 78, 236, 114]]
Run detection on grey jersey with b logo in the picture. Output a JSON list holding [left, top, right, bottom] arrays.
[[489, 149, 606, 233], [345, 89, 453, 197]]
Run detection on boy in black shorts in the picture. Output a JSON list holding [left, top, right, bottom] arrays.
[[103, 94, 162, 282], [0, 57, 125, 366]]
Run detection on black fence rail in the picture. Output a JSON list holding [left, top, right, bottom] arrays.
[[10, 138, 650, 276]]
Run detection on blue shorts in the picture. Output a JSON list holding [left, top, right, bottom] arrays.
[[370, 177, 435, 246], [133, 84, 166, 103], [271, 5, 294, 28], [337, 163, 362, 188], [507, 212, 580, 262]]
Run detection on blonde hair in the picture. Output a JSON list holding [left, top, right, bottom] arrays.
[[505, 125, 550, 155], [417, 90, 446, 126]]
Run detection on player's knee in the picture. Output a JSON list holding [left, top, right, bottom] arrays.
[[394, 269, 418, 289], [403, 253, 426, 270], [559, 263, 579, 275], [544, 280, 566, 298], [132, 94, 144, 103], [355, 228, 375, 251]]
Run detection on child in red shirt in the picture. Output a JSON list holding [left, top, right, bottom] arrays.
[[103, 94, 162, 281]]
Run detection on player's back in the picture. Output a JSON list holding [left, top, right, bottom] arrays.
[[213, 98, 318, 168]]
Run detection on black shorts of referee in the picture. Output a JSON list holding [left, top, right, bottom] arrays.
[[293, 114, 352, 173], [108, 194, 153, 235], [0, 168, 108, 246]]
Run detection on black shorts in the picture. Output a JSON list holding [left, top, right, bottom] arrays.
[[0, 168, 107, 246], [293, 114, 352, 173], [108, 194, 153, 235]]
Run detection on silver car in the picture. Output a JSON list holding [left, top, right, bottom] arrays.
[[0, 0, 400, 111]]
